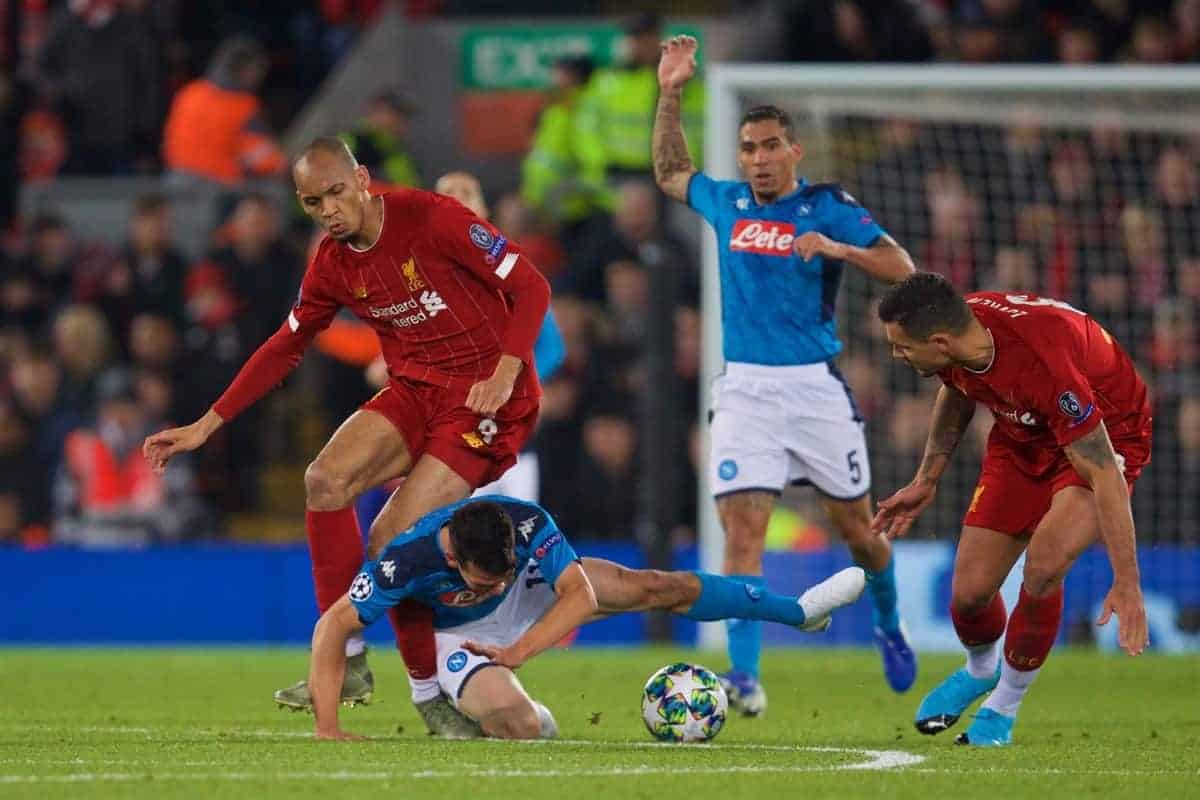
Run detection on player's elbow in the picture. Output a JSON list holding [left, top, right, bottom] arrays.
[[884, 246, 917, 283]]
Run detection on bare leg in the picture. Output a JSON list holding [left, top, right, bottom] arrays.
[[717, 491, 775, 576], [581, 558, 701, 620], [366, 453, 473, 558], [456, 666, 544, 740], [822, 494, 888, 572], [304, 409, 412, 512], [977, 487, 1101, 725]]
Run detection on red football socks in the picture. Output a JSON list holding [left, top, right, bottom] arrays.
[[389, 601, 437, 681], [1003, 584, 1064, 671], [951, 592, 1007, 647], [305, 508, 365, 613]]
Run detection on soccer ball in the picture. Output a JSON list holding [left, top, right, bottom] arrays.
[[641, 662, 728, 743]]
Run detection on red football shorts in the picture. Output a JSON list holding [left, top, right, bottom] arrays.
[[963, 437, 1149, 536], [362, 377, 539, 488]]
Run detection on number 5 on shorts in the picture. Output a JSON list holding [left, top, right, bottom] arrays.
[[847, 449, 862, 485]]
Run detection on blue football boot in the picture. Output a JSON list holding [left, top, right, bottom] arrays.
[[955, 707, 1015, 747], [914, 665, 1001, 734], [717, 670, 767, 717], [874, 621, 918, 693]]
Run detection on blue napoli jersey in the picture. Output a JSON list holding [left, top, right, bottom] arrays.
[[348, 496, 579, 630], [688, 174, 887, 365], [534, 310, 566, 382]]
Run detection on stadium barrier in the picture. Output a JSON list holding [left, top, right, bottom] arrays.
[[2, 542, 1196, 651]]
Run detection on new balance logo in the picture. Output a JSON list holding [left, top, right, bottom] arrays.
[[729, 220, 796, 256], [420, 290, 448, 317]]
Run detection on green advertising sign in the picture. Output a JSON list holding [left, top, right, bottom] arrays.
[[460, 24, 702, 91]]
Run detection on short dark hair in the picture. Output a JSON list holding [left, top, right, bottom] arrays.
[[877, 272, 974, 339], [739, 105, 795, 141], [448, 501, 516, 577], [297, 136, 359, 170]]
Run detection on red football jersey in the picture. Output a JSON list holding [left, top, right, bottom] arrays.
[[212, 191, 549, 421], [938, 292, 1152, 475]]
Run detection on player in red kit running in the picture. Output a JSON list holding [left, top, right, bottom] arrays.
[[872, 272, 1150, 747], [143, 138, 550, 736]]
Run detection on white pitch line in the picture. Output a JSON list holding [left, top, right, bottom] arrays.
[[0, 746, 924, 784]]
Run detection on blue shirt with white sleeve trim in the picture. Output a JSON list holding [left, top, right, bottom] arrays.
[[687, 174, 886, 366], [348, 496, 579, 630]]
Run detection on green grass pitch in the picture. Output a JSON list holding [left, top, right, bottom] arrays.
[[0, 647, 1196, 799]]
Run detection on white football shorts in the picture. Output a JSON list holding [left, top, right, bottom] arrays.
[[434, 559, 557, 706], [708, 361, 871, 501]]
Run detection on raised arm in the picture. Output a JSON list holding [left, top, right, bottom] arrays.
[[872, 384, 976, 538], [653, 36, 700, 203], [1062, 422, 1147, 656]]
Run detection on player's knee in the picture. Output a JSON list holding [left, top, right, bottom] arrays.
[[951, 587, 997, 617], [304, 460, 352, 509], [1022, 557, 1069, 596]]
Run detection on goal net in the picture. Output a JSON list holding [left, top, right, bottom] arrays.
[[695, 66, 1200, 631]]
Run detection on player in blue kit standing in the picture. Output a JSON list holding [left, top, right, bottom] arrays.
[[653, 35, 919, 712], [305, 496, 867, 740]]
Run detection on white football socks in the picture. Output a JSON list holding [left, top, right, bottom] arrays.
[[409, 675, 441, 704], [965, 641, 1000, 679], [344, 634, 366, 658], [982, 662, 1039, 718]]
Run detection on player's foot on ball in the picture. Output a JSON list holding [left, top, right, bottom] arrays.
[[272, 650, 374, 710], [797, 567, 867, 632], [914, 664, 1000, 734], [718, 671, 767, 717], [954, 707, 1014, 747], [415, 693, 483, 738], [874, 622, 918, 693]]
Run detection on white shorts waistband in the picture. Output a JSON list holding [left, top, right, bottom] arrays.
[[723, 361, 833, 382]]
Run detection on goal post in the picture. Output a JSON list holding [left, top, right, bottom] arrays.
[[696, 65, 1200, 650]]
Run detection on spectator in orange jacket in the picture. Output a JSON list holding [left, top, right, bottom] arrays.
[[53, 368, 212, 546], [162, 35, 285, 186]]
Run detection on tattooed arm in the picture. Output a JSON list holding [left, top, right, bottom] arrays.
[[654, 36, 699, 203], [872, 385, 975, 539], [1063, 421, 1147, 655], [916, 384, 977, 487]]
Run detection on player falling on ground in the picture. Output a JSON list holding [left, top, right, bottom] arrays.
[[653, 35, 918, 712], [306, 496, 867, 740], [142, 138, 551, 736], [873, 273, 1150, 747]]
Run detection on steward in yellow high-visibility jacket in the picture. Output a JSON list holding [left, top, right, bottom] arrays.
[[521, 56, 607, 225]]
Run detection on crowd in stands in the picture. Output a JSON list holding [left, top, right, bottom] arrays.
[[1, 3, 1199, 547]]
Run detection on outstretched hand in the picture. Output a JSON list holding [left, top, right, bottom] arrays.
[[871, 480, 937, 539], [1096, 581, 1149, 656], [142, 422, 208, 475], [658, 35, 698, 90]]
